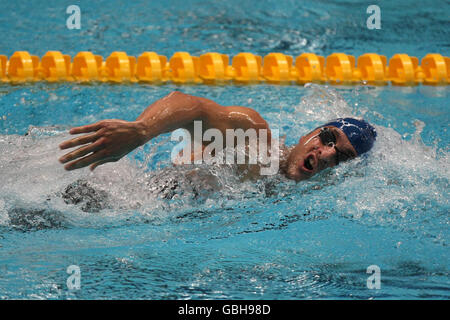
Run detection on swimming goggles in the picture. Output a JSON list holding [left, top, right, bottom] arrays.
[[304, 127, 354, 165]]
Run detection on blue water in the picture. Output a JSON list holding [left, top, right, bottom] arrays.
[[0, 0, 449, 299]]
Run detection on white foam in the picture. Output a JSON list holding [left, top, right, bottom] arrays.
[[0, 86, 448, 235]]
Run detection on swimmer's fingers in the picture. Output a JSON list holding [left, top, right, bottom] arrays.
[[59, 138, 105, 165], [69, 122, 104, 135], [59, 131, 102, 150], [89, 158, 117, 171], [62, 148, 112, 171]]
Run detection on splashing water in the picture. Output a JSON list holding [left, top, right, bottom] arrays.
[[0, 83, 448, 299], [0, 85, 447, 238]]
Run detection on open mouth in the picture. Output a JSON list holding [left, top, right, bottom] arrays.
[[303, 154, 315, 172]]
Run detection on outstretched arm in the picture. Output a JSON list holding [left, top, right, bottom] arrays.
[[59, 91, 269, 171]]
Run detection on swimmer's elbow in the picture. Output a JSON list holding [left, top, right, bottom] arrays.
[[168, 90, 198, 102], [168, 90, 185, 98], [170, 91, 222, 119]]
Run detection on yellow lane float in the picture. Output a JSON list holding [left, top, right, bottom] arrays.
[[0, 51, 447, 85]]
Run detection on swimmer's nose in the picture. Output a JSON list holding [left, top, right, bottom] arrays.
[[317, 144, 337, 167]]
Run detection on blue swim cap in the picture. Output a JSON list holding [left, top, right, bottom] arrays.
[[321, 118, 377, 156]]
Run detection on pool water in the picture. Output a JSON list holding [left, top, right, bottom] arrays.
[[0, 0, 449, 299]]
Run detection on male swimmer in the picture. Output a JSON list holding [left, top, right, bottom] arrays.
[[59, 91, 377, 181]]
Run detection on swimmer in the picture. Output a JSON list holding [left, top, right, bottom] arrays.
[[59, 91, 377, 181]]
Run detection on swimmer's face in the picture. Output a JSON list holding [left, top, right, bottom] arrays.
[[285, 126, 358, 181]]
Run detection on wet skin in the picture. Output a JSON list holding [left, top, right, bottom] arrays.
[[59, 91, 357, 181], [283, 126, 357, 181]]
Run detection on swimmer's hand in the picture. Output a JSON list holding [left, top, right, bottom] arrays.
[[59, 119, 148, 171]]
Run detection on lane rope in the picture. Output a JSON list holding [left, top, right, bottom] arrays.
[[0, 51, 448, 85]]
